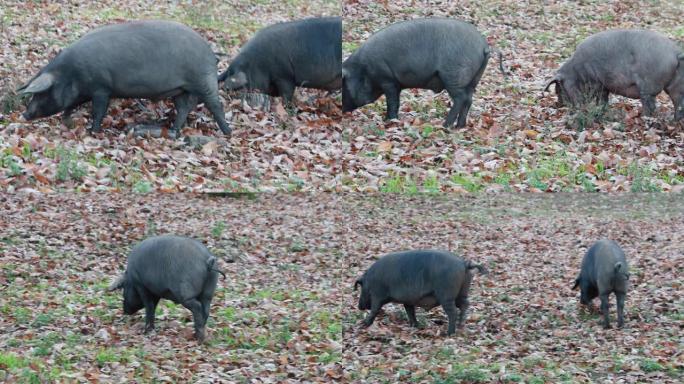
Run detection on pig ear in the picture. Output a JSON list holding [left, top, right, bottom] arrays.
[[614, 262, 623, 272], [107, 275, 125, 291], [18, 73, 55, 94]]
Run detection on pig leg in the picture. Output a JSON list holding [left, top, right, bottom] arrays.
[[635, 77, 659, 116], [440, 300, 459, 335], [599, 292, 611, 329], [171, 93, 198, 134], [455, 296, 470, 330], [444, 88, 468, 128], [381, 83, 401, 120], [137, 287, 160, 334], [204, 96, 232, 135], [403, 304, 418, 327], [200, 293, 215, 324], [275, 80, 296, 109], [197, 82, 232, 135], [182, 298, 208, 342], [89, 92, 111, 133], [639, 93, 657, 116], [456, 91, 474, 128], [600, 89, 609, 106], [616, 292, 626, 328], [362, 299, 383, 327], [62, 107, 75, 129]]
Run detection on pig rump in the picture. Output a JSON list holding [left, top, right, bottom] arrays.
[[572, 239, 629, 329], [108, 235, 225, 343]]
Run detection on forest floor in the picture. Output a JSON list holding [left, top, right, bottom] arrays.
[[1, 1, 684, 193], [1, 193, 683, 382]]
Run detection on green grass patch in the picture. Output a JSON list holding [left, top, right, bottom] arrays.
[[0, 352, 27, 369], [625, 163, 661, 192], [380, 174, 418, 194], [451, 173, 483, 192], [342, 41, 359, 53], [211, 220, 226, 238], [55, 146, 87, 182], [32, 313, 53, 328], [640, 358, 665, 373], [220, 307, 237, 322], [1, 147, 23, 177], [132, 179, 153, 194], [95, 348, 125, 368], [422, 172, 441, 193], [433, 363, 491, 383]]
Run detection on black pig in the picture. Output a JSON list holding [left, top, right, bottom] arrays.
[[355, 249, 487, 335], [108, 235, 226, 342], [219, 17, 342, 106], [17, 20, 231, 135], [573, 239, 629, 329], [342, 18, 490, 127], [544, 29, 684, 120]]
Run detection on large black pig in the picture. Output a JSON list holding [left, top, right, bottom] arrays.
[[573, 239, 629, 329], [108, 235, 226, 342], [342, 18, 490, 128], [544, 29, 684, 120], [355, 249, 487, 335], [17, 20, 231, 135], [219, 17, 342, 106]]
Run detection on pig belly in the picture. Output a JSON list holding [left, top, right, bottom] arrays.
[[415, 295, 439, 309]]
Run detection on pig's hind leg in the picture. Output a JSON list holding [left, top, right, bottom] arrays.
[[181, 298, 208, 342], [403, 304, 418, 327], [171, 93, 198, 134], [443, 87, 468, 128], [195, 77, 232, 135], [636, 78, 659, 116], [437, 294, 459, 335]]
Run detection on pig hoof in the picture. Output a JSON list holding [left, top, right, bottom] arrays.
[[143, 326, 155, 334], [195, 331, 206, 343]]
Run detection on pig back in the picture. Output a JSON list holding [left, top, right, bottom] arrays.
[[59, 21, 217, 97]]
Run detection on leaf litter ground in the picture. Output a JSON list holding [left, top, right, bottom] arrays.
[[2, 1, 684, 193], [1, 193, 683, 382]]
